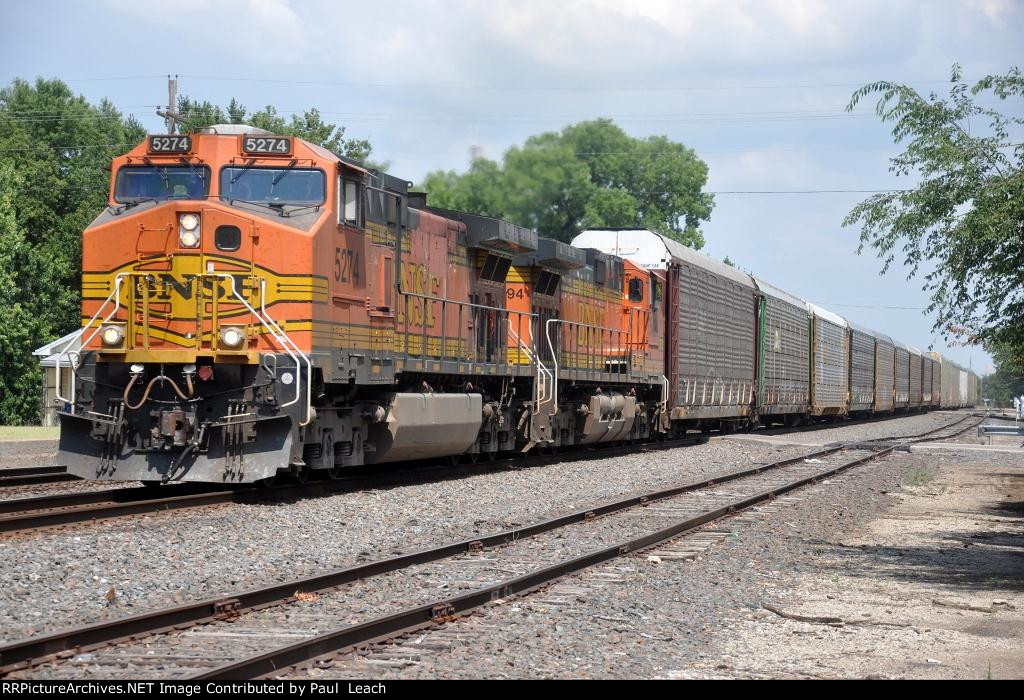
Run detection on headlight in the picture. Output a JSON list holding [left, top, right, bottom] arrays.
[[219, 326, 245, 348], [178, 213, 200, 248], [100, 324, 125, 347]]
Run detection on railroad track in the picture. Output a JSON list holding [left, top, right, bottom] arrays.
[[0, 412, 980, 679], [0, 411, 970, 537], [0, 434, 708, 537], [854, 412, 982, 446], [0, 466, 75, 488]]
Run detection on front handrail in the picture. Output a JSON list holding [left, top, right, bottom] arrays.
[[509, 325, 553, 411], [55, 274, 127, 407], [545, 318, 561, 417], [258, 277, 313, 426], [218, 275, 313, 427], [544, 317, 637, 414]]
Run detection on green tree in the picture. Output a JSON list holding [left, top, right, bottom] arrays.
[[420, 119, 713, 246], [176, 96, 373, 162], [980, 342, 1024, 406], [844, 65, 1024, 357], [0, 163, 44, 424], [0, 79, 145, 423]]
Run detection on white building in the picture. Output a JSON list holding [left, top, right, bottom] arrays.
[[32, 332, 80, 427]]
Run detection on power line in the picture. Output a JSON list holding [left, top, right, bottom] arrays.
[[7, 140, 1019, 158], [818, 302, 926, 310], [0, 143, 136, 153], [178, 74, 956, 93], [62, 75, 166, 82], [0, 108, 889, 124], [25, 72, 959, 92], [10, 183, 913, 196], [705, 189, 910, 195]]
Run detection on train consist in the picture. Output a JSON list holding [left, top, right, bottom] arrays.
[[55, 127, 979, 484]]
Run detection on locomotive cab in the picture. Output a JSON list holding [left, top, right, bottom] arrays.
[[57, 126, 334, 483]]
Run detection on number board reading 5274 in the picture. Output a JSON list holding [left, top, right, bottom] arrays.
[[241, 136, 292, 155]]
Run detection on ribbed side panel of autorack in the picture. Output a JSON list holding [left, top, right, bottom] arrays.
[[576, 392, 637, 445], [364, 393, 483, 464]]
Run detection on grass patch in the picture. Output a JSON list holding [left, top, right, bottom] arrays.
[[904, 468, 933, 487], [0, 426, 59, 441]]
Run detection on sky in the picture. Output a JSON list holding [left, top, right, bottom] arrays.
[[2, 0, 1021, 373]]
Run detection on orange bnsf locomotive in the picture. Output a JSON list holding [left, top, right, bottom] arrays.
[[57, 126, 667, 484], [57, 126, 978, 485]]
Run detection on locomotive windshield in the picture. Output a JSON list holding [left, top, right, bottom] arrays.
[[219, 167, 326, 206], [113, 165, 210, 202]]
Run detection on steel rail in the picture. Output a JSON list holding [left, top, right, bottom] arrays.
[[0, 441, 838, 674], [0, 488, 244, 533], [0, 482, 229, 518], [0, 466, 75, 488], [855, 413, 978, 444], [756, 409, 974, 438]]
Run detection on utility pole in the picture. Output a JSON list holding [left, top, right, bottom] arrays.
[[156, 74, 183, 134]]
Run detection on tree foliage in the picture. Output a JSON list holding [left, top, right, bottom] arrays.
[[0, 163, 45, 423], [980, 341, 1024, 406], [420, 119, 714, 246], [0, 78, 145, 423], [176, 96, 373, 163], [844, 65, 1024, 357]]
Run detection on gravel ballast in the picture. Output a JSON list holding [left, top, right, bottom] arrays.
[[0, 411, 975, 664]]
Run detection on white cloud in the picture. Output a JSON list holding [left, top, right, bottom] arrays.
[[100, 0, 320, 66]]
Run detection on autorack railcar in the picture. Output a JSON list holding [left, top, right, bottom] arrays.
[[868, 329, 895, 413], [908, 346, 923, 410], [846, 321, 876, 415], [751, 277, 809, 427], [807, 303, 849, 418]]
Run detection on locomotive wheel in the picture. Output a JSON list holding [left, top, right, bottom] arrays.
[[291, 465, 310, 484]]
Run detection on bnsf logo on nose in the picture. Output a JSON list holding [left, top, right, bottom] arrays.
[[146, 274, 250, 301]]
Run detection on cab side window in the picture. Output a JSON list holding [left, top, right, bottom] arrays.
[[628, 277, 644, 302], [338, 178, 363, 227]]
